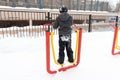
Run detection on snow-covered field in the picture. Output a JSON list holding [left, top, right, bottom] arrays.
[[0, 28, 120, 80]]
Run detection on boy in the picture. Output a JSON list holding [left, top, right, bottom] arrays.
[[53, 6, 74, 64]]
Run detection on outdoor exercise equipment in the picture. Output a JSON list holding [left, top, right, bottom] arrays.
[[45, 24, 82, 74], [110, 22, 120, 55], [115, 28, 120, 50], [50, 30, 79, 66]]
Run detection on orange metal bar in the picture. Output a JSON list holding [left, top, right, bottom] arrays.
[[111, 24, 120, 55], [115, 28, 120, 50], [45, 24, 57, 74], [46, 31, 57, 74], [45, 24, 82, 74], [109, 22, 116, 29], [109, 22, 120, 29]]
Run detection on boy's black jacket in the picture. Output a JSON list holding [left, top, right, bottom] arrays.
[[53, 12, 73, 36]]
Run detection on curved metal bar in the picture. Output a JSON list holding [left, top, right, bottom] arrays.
[[74, 30, 79, 63], [58, 28, 82, 72], [111, 25, 120, 55], [45, 24, 57, 74], [45, 23, 82, 74], [50, 32, 58, 64], [50, 30, 79, 66], [115, 28, 120, 50]]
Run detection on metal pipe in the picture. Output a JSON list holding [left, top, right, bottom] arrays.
[[84, 0, 86, 11], [39, 0, 43, 9], [90, 0, 93, 11]]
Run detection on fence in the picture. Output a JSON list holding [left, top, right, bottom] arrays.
[[0, 9, 48, 27], [0, 0, 112, 11], [0, 8, 119, 39]]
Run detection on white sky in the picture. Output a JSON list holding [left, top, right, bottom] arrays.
[[1, 27, 120, 80]]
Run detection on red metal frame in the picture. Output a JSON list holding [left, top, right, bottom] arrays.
[[46, 31, 57, 74], [45, 24, 57, 74], [111, 22, 120, 55], [109, 22, 116, 29], [58, 28, 82, 72], [112, 27, 120, 55], [45, 24, 82, 74]]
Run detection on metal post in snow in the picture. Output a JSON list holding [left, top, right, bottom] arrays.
[[77, 0, 79, 10], [84, 0, 86, 11], [51, 0, 53, 9], [88, 15, 92, 32], [25, 0, 29, 8], [69, 0, 71, 10], [47, 12, 51, 32], [90, 0, 93, 11], [60, 0, 63, 6], [11, 0, 15, 7], [96, 0, 99, 11], [39, 0, 43, 9], [115, 16, 118, 27]]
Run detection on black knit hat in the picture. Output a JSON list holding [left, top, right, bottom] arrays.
[[59, 6, 68, 13]]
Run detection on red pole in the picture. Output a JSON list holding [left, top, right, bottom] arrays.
[[111, 27, 120, 55], [112, 27, 117, 55], [46, 31, 57, 74], [45, 24, 82, 73], [76, 28, 82, 65]]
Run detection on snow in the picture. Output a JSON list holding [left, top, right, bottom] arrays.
[[0, 28, 120, 80]]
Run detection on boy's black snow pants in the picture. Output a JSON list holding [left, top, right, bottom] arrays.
[[58, 34, 74, 64]]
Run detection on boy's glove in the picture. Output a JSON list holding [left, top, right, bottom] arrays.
[[71, 24, 78, 31]]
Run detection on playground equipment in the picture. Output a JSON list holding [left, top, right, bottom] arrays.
[[45, 24, 82, 74], [110, 22, 120, 55]]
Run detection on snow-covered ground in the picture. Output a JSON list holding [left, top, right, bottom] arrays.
[[0, 28, 120, 80]]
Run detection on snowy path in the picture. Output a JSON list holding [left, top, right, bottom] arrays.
[[0, 31, 120, 80]]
